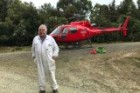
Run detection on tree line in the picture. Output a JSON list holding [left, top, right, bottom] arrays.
[[0, 0, 140, 46]]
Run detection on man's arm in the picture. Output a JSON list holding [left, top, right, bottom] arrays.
[[31, 38, 36, 59], [52, 38, 59, 58]]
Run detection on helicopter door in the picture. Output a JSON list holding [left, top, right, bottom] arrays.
[[61, 28, 69, 39]]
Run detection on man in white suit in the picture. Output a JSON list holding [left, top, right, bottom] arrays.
[[32, 24, 59, 93]]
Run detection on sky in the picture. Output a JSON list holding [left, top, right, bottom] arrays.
[[21, 0, 137, 8]]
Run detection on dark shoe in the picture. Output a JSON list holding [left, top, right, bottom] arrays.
[[39, 90, 46, 93], [52, 89, 58, 93]]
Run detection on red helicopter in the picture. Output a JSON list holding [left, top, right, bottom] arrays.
[[50, 16, 130, 47]]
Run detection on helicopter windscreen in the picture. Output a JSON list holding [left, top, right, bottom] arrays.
[[51, 26, 61, 35], [62, 28, 69, 34]]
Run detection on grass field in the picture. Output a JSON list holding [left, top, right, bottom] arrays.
[[0, 42, 140, 93]]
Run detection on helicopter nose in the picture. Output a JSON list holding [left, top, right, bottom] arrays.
[[50, 34, 56, 37], [50, 34, 57, 40], [50, 33, 55, 37]]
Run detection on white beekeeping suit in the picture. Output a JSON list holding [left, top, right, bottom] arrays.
[[32, 35, 59, 91]]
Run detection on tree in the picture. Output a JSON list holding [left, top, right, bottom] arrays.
[[108, 0, 119, 22], [0, 0, 140, 46], [91, 4, 112, 27], [135, 0, 140, 20], [0, 0, 41, 45], [118, 0, 136, 16], [38, 3, 68, 33], [138, 0, 140, 9], [0, 0, 10, 21], [125, 16, 140, 41], [57, 0, 92, 21], [46, 16, 68, 33]]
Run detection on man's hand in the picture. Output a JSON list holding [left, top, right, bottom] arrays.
[[52, 56, 57, 60], [34, 58, 37, 63]]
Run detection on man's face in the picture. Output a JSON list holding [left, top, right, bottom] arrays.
[[38, 27, 47, 38]]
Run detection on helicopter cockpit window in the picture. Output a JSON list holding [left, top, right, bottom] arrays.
[[51, 27, 61, 35], [70, 27, 77, 33], [62, 28, 69, 34]]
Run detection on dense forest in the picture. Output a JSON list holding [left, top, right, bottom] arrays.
[[0, 0, 140, 46]]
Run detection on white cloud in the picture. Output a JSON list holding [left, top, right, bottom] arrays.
[[21, 0, 59, 8], [21, 0, 138, 8], [91, 0, 122, 6], [92, 0, 137, 6]]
